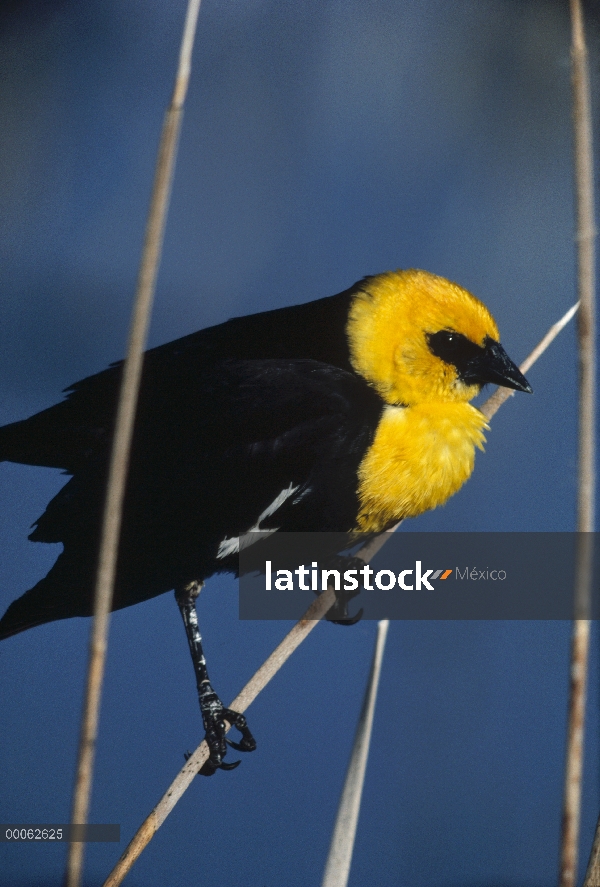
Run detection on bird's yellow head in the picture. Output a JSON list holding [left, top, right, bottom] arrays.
[[346, 269, 531, 405]]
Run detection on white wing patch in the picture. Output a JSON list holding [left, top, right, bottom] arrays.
[[293, 486, 311, 505], [216, 483, 299, 560], [216, 535, 243, 559], [251, 483, 300, 528]]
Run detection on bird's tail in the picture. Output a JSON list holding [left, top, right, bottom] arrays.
[[0, 405, 76, 470], [0, 415, 64, 468], [0, 419, 30, 465], [0, 551, 95, 641], [0, 591, 60, 640]]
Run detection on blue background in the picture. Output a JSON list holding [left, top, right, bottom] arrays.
[[0, 1, 599, 885]]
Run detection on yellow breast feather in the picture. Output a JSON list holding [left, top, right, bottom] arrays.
[[355, 402, 488, 533]]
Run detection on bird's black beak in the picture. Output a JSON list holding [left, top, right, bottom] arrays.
[[463, 338, 533, 393]]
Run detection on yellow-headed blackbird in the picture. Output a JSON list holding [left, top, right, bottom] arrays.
[[0, 269, 531, 771]]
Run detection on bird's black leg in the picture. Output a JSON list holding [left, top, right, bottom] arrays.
[[323, 555, 365, 626], [175, 581, 256, 776]]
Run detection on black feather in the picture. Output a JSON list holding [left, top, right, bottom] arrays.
[[0, 353, 382, 639]]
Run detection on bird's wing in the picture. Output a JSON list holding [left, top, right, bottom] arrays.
[[0, 289, 357, 472], [30, 358, 383, 546], [173, 358, 384, 536], [0, 359, 383, 637]]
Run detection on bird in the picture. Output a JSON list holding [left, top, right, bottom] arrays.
[[0, 268, 532, 772]]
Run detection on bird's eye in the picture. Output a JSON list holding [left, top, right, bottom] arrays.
[[426, 329, 483, 369], [435, 330, 459, 349]]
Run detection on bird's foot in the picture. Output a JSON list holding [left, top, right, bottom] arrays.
[[188, 696, 257, 776], [323, 555, 365, 625]]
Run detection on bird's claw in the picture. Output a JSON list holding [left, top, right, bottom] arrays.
[[189, 704, 256, 776], [217, 759, 241, 771]]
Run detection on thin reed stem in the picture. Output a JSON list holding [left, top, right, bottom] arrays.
[[560, 2, 596, 886], [65, 3, 203, 886], [321, 620, 389, 887]]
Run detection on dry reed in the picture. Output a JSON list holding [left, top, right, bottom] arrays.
[[65, 3, 203, 886], [562, 1, 597, 885]]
